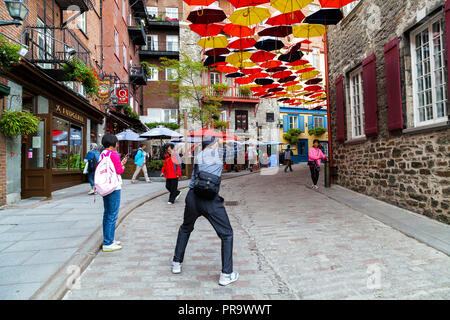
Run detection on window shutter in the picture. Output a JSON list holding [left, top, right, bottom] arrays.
[[308, 116, 313, 130], [298, 115, 305, 132], [384, 38, 403, 131], [362, 53, 379, 136], [283, 114, 289, 132], [335, 76, 345, 142], [323, 116, 328, 130], [445, 1, 450, 99]]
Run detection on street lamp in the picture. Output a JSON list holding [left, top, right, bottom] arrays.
[[0, 0, 29, 26]]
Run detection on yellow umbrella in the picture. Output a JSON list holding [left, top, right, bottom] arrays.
[[271, 0, 313, 13], [293, 24, 326, 38], [286, 85, 303, 91], [226, 51, 252, 66], [197, 36, 228, 48], [299, 70, 320, 80], [289, 64, 313, 71], [229, 6, 271, 26]]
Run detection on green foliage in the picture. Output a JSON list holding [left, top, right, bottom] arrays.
[[145, 122, 180, 130], [59, 154, 83, 170], [63, 58, 100, 96], [238, 86, 251, 96], [283, 128, 302, 145], [308, 127, 327, 136], [141, 61, 152, 76], [122, 105, 139, 120], [148, 159, 164, 172], [213, 120, 228, 130], [212, 83, 229, 94], [0, 110, 40, 137], [0, 35, 23, 71]]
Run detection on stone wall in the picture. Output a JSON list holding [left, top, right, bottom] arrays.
[[327, 0, 450, 223]]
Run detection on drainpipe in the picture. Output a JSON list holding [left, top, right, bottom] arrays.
[[324, 32, 334, 184], [100, 0, 104, 71]]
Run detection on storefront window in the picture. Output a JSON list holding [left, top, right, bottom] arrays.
[[52, 117, 69, 170], [69, 124, 83, 170]]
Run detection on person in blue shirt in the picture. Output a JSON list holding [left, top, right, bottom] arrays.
[[84, 143, 100, 195], [172, 135, 238, 286], [131, 144, 151, 183]]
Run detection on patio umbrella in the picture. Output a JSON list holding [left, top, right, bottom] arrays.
[[198, 35, 228, 48], [187, 6, 227, 24], [204, 55, 226, 66], [250, 51, 276, 63], [183, 0, 217, 5], [228, 0, 270, 8], [255, 78, 274, 85], [189, 23, 224, 37], [293, 24, 326, 38], [116, 129, 147, 141], [319, 0, 357, 8], [223, 23, 255, 37], [278, 51, 303, 63], [271, 0, 313, 13], [305, 78, 323, 85], [215, 65, 239, 73], [225, 72, 245, 78], [257, 25, 293, 37], [266, 10, 305, 25], [254, 37, 285, 52], [229, 7, 271, 26], [205, 48, 230, 56], [189, 128, 239, 141], [227, 37, 257, 50], [303, 8, 343, 25], [140, 126, 182, 139]]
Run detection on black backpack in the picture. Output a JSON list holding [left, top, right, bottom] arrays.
[[193, 164, 221, 200], [130, 149, 138, 159], [88, 154, 98, 173]]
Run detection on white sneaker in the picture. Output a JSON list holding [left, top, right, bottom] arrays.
[[168, 201, 174, 205], [219, 271, 239, 286], [113, 240, 121, 245], [88, 189, 95, 195], [102, 243, 122, 252], [314, 185, 319, 189], [172, 261, 182, 274], [175, 190, 182, 201]]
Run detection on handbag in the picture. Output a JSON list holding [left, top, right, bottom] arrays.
[[307, 160, 316, 166], [193, 164, 221, 200]]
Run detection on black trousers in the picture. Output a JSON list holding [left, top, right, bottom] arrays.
[[284, 160, 293, 172], [310, 165, 320, 185], [166, 178, 179, 203], [173, 189, 233, 274]]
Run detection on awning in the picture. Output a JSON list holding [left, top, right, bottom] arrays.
[[0, 84, 10, 97]]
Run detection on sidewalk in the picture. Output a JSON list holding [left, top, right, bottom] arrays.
[[0, 170, 255, 300]]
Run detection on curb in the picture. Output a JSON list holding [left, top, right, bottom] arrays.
[[30, 170, 256, 300]]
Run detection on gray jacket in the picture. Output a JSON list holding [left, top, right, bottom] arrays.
[[189, 147, 223, 189]]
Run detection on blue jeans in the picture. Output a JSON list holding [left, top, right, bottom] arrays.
[[102, 190, 121, 246], [87, 172, 95, 187]]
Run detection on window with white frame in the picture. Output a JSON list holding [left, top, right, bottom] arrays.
[[289, 115, 299, 129], [314, 117, 324, 129], [77, 12, 86, 34], [220, 110, 227, 122], [349, 68, 365, 138], [210, 72, 220, 85], [166, 35, 178, 51], [122, 44, 127, 69], [163, 109, 178, 123], [145, 35, 158, 51], [166, 8, 178, 20], [114, 29, 119, 57], [165, 68, 177, 81], [146, 6, 158, 19], [342, 0, 360, 17], [411, 15, 448, 126], [148, 67, 158, 81]]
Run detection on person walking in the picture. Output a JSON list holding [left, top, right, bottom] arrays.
[[131, 144, 150, 183], [247, 143, 257, 172], [171, 136, 238, 286], [161, 143, 183, 204], [84, 143, 100, 195], [284, 145, 294, 172], [308, 139, 327, 189], [98, 134, 127, 252]]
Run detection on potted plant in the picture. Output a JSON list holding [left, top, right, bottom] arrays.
[[62, 58, 100, 97], [0, 35, 23, 72], [239, 86, 251, 97], [283, 128, 302, 145], [309, 127, 326, 136], [212, 83, 228, 95], [0, 110, 40, 138], [147, 159, 165, 176], [213, 120, 228, 131]]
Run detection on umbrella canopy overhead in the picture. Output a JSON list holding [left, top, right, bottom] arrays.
[[293, 24, 327, 38], [189, 23, 224, 37], [266, 66, 287, 73], [215, 65, 240, 73], [305, 78, 323, 85], [225, 72, 245, 78], [250, 50, 277, 63], [228, 0, 270, 8], [205, 48, 230, 56], [319, 0, 357, 8], [140, 126, 183, 139], [187, 6, 227, 24], [197, 35, 228, 48], [227, 37, 257, 50], [257, 25, 293, 37], [183, 0, 217, 5], [229, 6, 271, 26], [255, 78, 274, 85], [278, 51, 304, 63], [266, 10, 305, 25], [254, 37, 285, 52], [189, 128, 239, 141], [271, 0, 314, 13], [204, 55, 226, 66], [303, 8, 343, 25], [116, 129, 147, 141], [223, 23, 255, 37]]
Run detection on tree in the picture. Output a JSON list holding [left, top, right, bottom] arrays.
[[147, 54, 223, 128]]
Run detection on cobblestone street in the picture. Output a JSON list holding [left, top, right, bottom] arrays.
[[64, 166, 450, 300]]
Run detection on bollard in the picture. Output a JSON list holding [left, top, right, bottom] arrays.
[[324, 159, 331, 188]]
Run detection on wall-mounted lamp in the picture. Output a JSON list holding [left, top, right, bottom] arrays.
[[0, 0, 29, 26]]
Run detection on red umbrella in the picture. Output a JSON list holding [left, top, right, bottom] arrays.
[[259, 60, 282, 68], [319, 0, 357, 8], [189, 128, 239, 141], [261, 83, 279, 89], [310, 92, 325, 98], [282, 80, 300, 87], [235, 77, 254, 85], [304, 85, 323, 91], [183, 0, 218, 5], [241, 67, 263, 75], [215, 65, 239, 73], [250, 86, 267, 92], [228, 0, 270, 8], [258, 25, 292, 38], [272, 70, 292, 78], [295, 67, 316, 74], [187, 6, 226, 24], [227, 37, 257, 50], [253, 91, 269, 97], [251, 72, 270, 78], [266, 10, 305, 26], [205, 48, 230, 56], [287, 59, 309, 66], [223, 23, 255, 37], [189, 23, 224, 37], [250, 51, 276, 63]]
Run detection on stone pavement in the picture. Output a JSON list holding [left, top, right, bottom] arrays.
[[64, 165, 450, 300]]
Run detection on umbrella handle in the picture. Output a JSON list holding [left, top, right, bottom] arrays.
[[197, 8, 204, 16]]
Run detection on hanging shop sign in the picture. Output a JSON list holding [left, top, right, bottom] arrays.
[[116, 88, 129, 105], [55, 105, 85, 123], [97, 79, 112, 104]]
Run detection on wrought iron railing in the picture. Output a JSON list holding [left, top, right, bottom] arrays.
[[140, 39, 179, 53], [205, 86, 260, 100]]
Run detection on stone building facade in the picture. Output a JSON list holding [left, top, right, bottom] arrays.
[[327, 0, 450, 223]]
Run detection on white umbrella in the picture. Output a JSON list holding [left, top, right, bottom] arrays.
[[244, 138, 264, 145], [263, 141, 283, 145], [116, 129, 147, 141], [140, 126, 182, 139]]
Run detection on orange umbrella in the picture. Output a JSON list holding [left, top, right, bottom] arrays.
[[223, 23, 255, 37], [259, 60, 282, 68], [215, 65, 239, 73]]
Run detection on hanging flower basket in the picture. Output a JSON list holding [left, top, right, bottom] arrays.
[[62, 58, 100, 97], [213, 83, 228, 95], [0, 110, 40, 138], [0, 35, 23, 72]]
